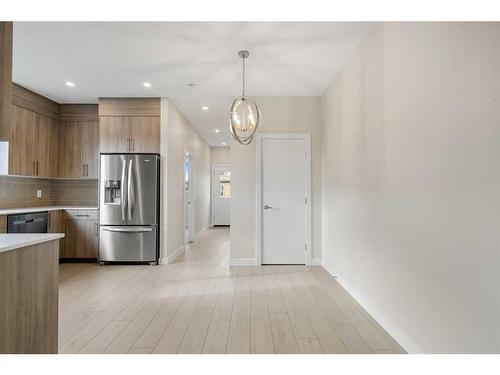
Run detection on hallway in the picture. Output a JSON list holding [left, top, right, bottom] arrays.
[[58, 227, 405, 354]]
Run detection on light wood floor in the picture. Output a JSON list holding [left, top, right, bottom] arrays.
[[58, 227, 405, 354]]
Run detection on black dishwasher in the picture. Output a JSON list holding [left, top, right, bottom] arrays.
[[7, 211, 48, 233]]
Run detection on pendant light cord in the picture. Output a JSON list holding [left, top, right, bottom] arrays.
[[242, 55, 246, 98]]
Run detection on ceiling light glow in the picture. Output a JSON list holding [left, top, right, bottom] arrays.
[[215, 129, 220, 133], [202, 106, 209, 110], [143, 82, 152, 87], [65, 81, 75, 87]]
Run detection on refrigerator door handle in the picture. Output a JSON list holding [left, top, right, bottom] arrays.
[[121, 159, 127, 221], [127, 158, 134, 220], [102, 227, 153, 233]]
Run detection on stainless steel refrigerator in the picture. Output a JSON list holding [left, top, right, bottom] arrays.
[[99, 154, 160, 264]]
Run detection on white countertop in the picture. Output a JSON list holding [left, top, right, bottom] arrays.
[[0, 206, 98, 216], [0, 233, 65, 254]]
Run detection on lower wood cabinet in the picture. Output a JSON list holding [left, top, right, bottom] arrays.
[[60, 210, 98, 260], [0, 215, 6, 233], [47, 210, 62, 233]]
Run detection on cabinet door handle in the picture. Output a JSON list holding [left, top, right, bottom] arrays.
[[32, 161, 35, 175], [131, 138, 134, 152], [127, 138, 130, 152], [85, 164, 88, 177], [36, 160, 39, 176]]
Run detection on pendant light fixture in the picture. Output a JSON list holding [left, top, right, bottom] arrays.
[[229, 50, 261, 145]]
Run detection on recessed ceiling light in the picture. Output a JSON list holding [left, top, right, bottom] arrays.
[[65, 81, 75, 87], [202, 106, 209, 111], [188, 83, 196, 87], [143, 82, 152, 87], [214, 129, 220, 133], [222, 142, 227, 146]]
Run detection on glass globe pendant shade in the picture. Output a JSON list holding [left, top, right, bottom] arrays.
[[229, 97, 261, 145]]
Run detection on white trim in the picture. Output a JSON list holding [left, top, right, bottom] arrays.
[[160, 244, 186, 264], [159, 225, 209, 265], [211, 163, 231, 227], [184, 151, 195, 244], [311, 258, 322, 266], [255, 133, 312, 266], [229, 258, 257, 266], [321, 262, 410, 353]]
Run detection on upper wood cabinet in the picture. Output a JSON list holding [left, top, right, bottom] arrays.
[[99, 98, 160, 154], [100, 116, 160, 153], [58, 105, 99, 179], [9, 104, 59, 177]]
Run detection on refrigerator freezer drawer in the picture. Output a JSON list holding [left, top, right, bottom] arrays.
[[99, 225, 157, 262]]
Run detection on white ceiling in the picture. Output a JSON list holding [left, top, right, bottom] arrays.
[[13, 22, 372, 146]]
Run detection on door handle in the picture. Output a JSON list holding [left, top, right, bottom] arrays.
[[263, 205, 273, 210], [121, 159, 127, 221], [36, 160, 39, 176], [103, 227, 153, 233], [131, 138, 134, 152], [127, 159, 135, 220]]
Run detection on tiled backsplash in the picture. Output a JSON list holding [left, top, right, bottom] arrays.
[[0, 176, 98, 209], [54, 179, 98, 207]]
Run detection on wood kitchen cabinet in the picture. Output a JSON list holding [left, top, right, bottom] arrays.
[[58, 104, 99, 179], [99, 98, 160, 154], [60, 210, 98, 260], [47, 210, 62, 233], [99, 116, 160, 153], [7, 85, 60, 178], [0, 215, 6, 233]]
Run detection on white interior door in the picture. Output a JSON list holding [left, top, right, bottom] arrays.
[[212, 165, 231, 226], [184, 154, 195, 243], [261, 137, 308, 265]]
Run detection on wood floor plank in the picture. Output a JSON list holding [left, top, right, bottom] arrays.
[[302, 302, 348, 354], [104, 304, 162, 354], [323, 282, 393, 350], [128, 347, 154, 354], [296, 338, 324, 354], [178, 306, 215, 353], [202, 321, 230, 354], [79, 320, 130, 354], [133, 296, 184, 348], [269, 313, 299, 354], [226, 291, 251, 354], [250, 290, 275, 353], [333, 324, 372, 354], [281, 288, 317, 339], [153, 295, 204, 353]]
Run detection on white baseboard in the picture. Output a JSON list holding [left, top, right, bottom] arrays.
[[159, 225, 210, 265], [311, 258, 322, 266], [165, 244, 186, 264], [321, 262, 412, 353], [229, 258, 257, 266]]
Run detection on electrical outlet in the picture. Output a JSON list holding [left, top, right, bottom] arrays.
[[37, 189, 42, 198]]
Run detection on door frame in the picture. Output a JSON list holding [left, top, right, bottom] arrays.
[[211, 163, 231, 227], [255, 133, 312, 266], [184, 151, 195, 244]]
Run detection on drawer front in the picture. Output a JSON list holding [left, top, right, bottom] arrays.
[[99, 225, 157, 262], [64, 209, 98, 220]]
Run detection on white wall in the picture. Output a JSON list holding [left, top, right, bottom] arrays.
[[321, 22, 500, 353], [161, 98, 212, 262], [210, 146, 231, 165], [230, 96, 322, 263]]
